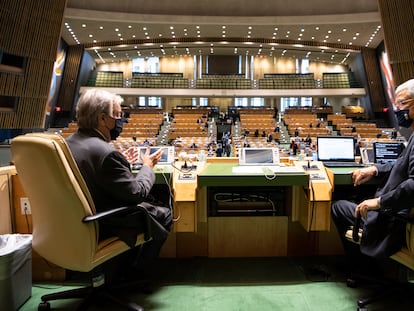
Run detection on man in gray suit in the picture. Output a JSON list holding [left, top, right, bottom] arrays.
[[66, 89, 172, 276], [332, 79, 414, 263]]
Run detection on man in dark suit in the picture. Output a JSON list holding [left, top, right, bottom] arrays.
[[332, 78, 414, 263], [66, 89, 173, 276]]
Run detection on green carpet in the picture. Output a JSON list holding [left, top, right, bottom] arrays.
[[19, 256, 414, 310]]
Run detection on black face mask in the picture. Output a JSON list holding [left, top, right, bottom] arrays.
[[109, 118, 124, 140], [394, 109, 413, 128]]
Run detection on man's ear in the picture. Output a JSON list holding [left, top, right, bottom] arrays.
[[97, 112, 107, 128]]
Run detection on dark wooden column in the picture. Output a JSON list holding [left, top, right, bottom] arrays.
[[55, 45, 85, 123], [378, 0, 414, 86]]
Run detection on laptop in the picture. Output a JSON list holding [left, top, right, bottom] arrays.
[[233, 147, 282, 174], [131, 146, 175, 170], [317, 136, 363, 167], [373, 142, 405, 164], [238, 147, 280, 166]]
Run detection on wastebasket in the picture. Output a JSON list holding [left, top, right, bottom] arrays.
[[0, 234, 32, 311]]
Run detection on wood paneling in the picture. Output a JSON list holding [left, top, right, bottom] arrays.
[[378, 0, 414, 86], [57, 44, 84, 112], [0, 0, 67, 129], [361, 48, 386, 112]]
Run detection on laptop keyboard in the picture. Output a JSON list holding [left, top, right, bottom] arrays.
[[323, 162, 364, 167]]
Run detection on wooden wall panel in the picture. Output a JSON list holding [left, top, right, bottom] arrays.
[[57, 45, 84, 112], [378, 0, 414, 85], [361, 48, 386, 113], [0, 0, 67, 129]]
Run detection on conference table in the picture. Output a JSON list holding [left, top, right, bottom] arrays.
[[153, 160, 373, 258]]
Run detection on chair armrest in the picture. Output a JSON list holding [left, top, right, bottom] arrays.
[[352, 215, 361, 242], [82, 206, 138, 222], [352, 210, 414, 243], [82, 205, 153, 241]]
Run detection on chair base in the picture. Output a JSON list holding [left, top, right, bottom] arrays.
[[39, 279, 149, 311], [346, 270, 414, 311]]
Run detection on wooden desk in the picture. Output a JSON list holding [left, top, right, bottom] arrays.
[[194, 163, 309, 257]]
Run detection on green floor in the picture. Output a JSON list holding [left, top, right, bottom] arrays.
[[20, 256, 414, 310]]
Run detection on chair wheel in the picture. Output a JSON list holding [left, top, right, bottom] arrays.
[[38, 301, 51, 311]]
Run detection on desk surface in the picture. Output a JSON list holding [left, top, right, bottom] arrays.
[[326, 166, 378, 185], [198, 163, 309, 187]]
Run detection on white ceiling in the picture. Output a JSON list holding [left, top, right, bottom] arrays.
[[62, 0, 383, 65]]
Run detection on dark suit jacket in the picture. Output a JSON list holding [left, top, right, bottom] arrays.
[[66, 129, 168, 246], [360, 134, 414, 258]]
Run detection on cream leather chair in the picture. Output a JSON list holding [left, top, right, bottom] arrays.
[[11, 133, 152, 311], [346, 212, 414, 310]]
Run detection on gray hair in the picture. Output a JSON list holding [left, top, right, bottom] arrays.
[[395, 78, 414, 98], [76, 89, 123, 129]]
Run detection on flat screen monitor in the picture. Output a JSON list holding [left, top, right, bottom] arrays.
[[373, 142, 405, 164], [316, 136, 355, 162], [238, 147, 280, 165]]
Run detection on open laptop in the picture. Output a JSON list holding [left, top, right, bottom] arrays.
[[317, 136, 363, 167], [131, 146, 175, 170], [373, 141, 405, 164], [238, 147, 280, 166], [233, 147, 303, 174]]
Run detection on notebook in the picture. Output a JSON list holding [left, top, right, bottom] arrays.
[[317, 136, 363, 167], [373, 142, 405, 164]]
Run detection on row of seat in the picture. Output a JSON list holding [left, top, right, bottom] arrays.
[[85, 71, 362, 89]]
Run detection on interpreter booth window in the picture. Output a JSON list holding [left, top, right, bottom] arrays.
[[132, 57, 159, 72], [192, 98, 208, 106], [250, 97, 264, 107], [280, 97, 312, 112], [0, 51, 27, 74], [234, 98, 264, 107], [136, 96, 162, 107], [234, 98, 248, 107], [0, 95, 18, 112]]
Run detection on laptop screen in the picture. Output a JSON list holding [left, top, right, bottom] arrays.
[[373, 142, 405, 164], [137, 146, 175, 165], [238, 147, 280, 165], [317, 136, 355, 162]]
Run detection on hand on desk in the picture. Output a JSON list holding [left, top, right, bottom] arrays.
[[352, 166, 377, 186]]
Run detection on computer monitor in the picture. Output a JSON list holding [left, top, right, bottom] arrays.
[[373, 142, 405, 164], [316, 136, 355, 162], [238, 147, 280, 165]]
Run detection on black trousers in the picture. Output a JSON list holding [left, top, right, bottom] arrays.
[[100, 201, 173, 269]]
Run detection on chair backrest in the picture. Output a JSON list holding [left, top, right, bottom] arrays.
[[11, 133, 99, 271]]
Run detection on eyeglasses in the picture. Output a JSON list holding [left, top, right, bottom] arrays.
[[394, 98, 414, 107]]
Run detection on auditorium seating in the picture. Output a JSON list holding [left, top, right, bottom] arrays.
[[322, 72, 362, 88], [259, 73, 316, 89]]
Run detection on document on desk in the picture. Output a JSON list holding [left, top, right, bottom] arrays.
[[231, 165, 304, 175]]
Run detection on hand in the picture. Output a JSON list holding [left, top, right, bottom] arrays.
[[355, 197, 380, 220], [352, 166, 377, 186], [142, 147, 163, 168], [122, 147, 139, 164]]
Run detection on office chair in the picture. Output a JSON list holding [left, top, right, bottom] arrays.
[[345, 212, 414, 310], [11, 133, 153, 311]]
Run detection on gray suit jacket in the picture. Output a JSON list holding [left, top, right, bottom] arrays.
[[66, 129, 164, 246], [361, 134, 414, 257]]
